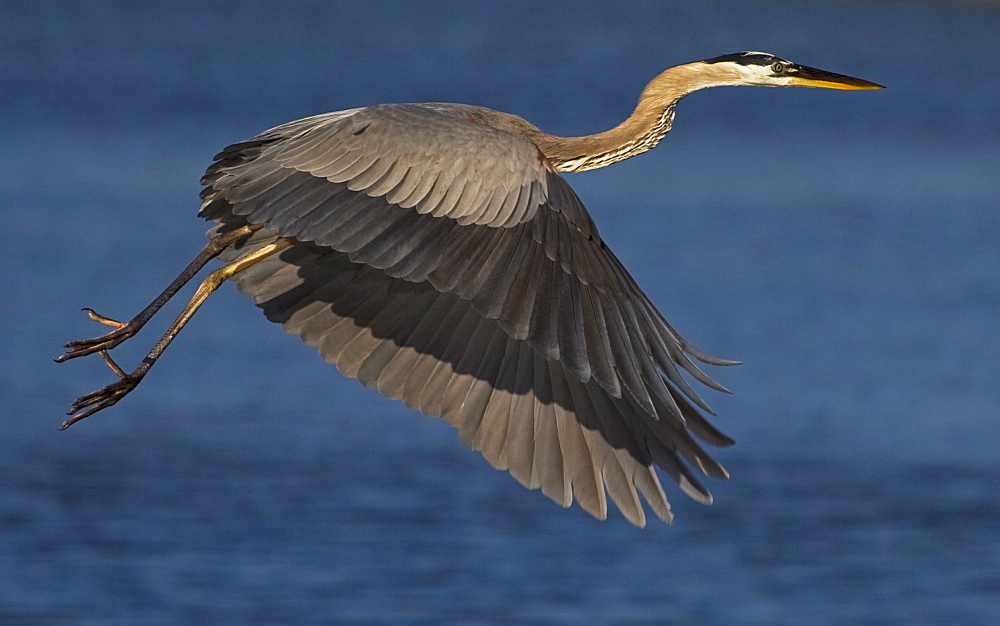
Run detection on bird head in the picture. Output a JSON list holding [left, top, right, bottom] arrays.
[[700, 51, 884, 90]]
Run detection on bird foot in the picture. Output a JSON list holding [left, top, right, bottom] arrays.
[[56, 308, 140, 363], [60, 370, 143, 430]]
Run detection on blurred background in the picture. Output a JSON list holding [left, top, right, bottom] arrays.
[[3, 0, 999, 622]]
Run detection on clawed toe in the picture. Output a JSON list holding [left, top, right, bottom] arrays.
[[83, 308, 126, 329], [57, 309, 146, 428], [56, 309, 139, 362], [60, 375, 141, 429]]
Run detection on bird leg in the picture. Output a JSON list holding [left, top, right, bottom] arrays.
[[57, 225, 264, 364], [60, 235, 295, 430]]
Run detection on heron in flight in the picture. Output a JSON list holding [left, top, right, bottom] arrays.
[[58, 52, 882, 526]]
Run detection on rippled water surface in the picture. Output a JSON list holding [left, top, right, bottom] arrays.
[[3, 1, 999, 622]]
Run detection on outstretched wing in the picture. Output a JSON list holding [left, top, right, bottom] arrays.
[[200, 103, 736, 525]]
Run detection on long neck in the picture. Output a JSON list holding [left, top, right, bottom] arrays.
[[527, 62, 727, 173]]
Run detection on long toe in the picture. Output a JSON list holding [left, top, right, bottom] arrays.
[[58, 326, 136, 361], [61, 376, 140, 428], [83, 308, 127, 329]]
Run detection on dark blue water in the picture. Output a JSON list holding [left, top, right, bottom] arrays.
[[4, 1, 1000, 622]]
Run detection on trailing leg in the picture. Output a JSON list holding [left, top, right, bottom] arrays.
[[61, 236, 294, 429], [57, 224, 263, 363]]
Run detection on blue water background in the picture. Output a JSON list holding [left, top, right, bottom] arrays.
[[3, 1, 999, 622]]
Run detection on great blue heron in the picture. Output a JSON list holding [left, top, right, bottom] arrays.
[[58, 52, 882, 526]]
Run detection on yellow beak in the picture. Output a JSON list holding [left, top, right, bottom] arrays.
[[790, 65, 884, 90]]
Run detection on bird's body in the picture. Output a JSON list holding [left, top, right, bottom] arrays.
[[59, 53, 882, 526], [196, 101, 733, 526]]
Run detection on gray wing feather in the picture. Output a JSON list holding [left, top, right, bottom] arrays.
[[212, 223, 729, 524], [201, 104, 737, 523]]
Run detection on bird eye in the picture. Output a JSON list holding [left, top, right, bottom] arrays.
[[771, 62, 785, 74]]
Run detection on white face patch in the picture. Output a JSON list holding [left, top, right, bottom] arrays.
[[732, 58, 796, 87], [701, 51, 797, 87]]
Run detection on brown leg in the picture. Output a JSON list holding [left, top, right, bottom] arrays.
[[56, 224, 262, 363], [61, 237, 295, 430]]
